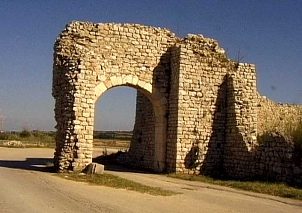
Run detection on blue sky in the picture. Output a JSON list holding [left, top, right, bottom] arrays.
[[0, 0, 301, 131]]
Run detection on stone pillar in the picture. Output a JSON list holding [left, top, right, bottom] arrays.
[[53, 57, 95, 172]]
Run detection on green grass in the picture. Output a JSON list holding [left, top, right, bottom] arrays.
[[168, 174, 302, 200], [58, 173, 178, 196]]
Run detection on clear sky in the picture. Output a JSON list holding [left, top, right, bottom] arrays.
[[0, 0, 301, 131]]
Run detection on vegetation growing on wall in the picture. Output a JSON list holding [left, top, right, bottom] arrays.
[[291, 120, 302, 148], [291, 120, 302, 163]]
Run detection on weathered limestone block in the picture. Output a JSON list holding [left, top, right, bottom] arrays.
[[86, 163, 105, 175]]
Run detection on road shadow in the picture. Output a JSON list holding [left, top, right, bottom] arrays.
[[0, 158, 55, 173], [93, 153, 157, 174]]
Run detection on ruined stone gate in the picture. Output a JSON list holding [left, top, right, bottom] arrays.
[[53, 21, 301, 180]]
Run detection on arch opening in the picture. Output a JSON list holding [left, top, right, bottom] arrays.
[[93, 84, 167, 172], [93, 86, 134, 164]]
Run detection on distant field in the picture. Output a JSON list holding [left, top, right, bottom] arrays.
[[0, 130, 132, 149], [94, 138, 130, 149], [93, 130, 132, 141], [0, 130, 55, 148]]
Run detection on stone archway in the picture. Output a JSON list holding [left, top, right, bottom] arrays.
[[52, 22, 176, 172], [53, 21, 258, 176]]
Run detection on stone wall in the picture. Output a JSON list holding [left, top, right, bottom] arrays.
[[169, 35, 258, 175], [53, 21, 301, 185], [253, 96, 302, 185], [253, 133, 301, 185]]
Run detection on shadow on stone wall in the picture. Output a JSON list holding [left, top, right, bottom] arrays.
[[197, 74, 229, 177], [222, 75, 252, 179], [127, 92, 155, 170], [184, 145, 199, 171], [195, 74, 252, 179], [195, 74, 302, 185], [53, 57, 78, 172], [125, 48, 173, 172], [254, 132, 302, 186], [254, 133, 293, 182]]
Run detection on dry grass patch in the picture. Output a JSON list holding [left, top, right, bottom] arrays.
[[169, 174, 302, 200], [59, 173, 179, 196]]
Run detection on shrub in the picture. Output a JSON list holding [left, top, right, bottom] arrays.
[[292, 120, 302, 152], [20, 130, 32, 138], [0, 133, 8, 140], [0, 132, 19, 140]]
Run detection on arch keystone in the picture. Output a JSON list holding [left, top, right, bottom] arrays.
[[123, 75, 133, 84]]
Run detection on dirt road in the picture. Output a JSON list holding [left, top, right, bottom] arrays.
[[0, 147, 301, 213]]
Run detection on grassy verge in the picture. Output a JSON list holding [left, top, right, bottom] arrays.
[[168, 174, 302, 200], [58, 173, 178, 196]]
